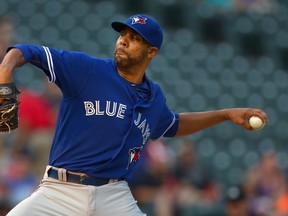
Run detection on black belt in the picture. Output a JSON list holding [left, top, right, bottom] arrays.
[[47, 168, 123, 186]]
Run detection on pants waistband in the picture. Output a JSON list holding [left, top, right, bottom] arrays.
[[47, 167, 123, 186]]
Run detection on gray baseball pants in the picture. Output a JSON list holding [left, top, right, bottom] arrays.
[[7, 166, 146, 216]]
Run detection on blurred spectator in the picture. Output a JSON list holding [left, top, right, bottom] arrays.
[[0, 149, 39, 215], [1, 151, 39, 207], [173, 140, 221, 215], [0, 15, 14, 62], [274, 187, 288, 216], [13, 81, 61, 176], [224, 185, 251, 216], [0, 15, 61, 212], [0, 15, 14, 214], [129, 139, 177, 216], [234, 0, 277, 13], [243, 150, 287, 216]]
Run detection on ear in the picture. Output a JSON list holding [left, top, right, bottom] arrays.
[[148, 47, 158, 58]]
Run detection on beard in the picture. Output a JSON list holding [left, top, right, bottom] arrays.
[[114, 48, 148, 69]]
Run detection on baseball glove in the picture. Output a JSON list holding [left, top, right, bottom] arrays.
[[0, 83, 20, 133]]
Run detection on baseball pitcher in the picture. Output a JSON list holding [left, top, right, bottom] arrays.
[[0, 14, 268, 216]]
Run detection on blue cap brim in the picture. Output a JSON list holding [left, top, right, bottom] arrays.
[[111, 22, 154, 47], [111, 14, 163, 50]]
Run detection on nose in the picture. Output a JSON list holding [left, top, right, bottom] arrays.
[[119, 35, 128, 47]]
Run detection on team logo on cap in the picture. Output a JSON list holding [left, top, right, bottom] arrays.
[[127, 146, 142, 169], [131, 16, 147, 25]]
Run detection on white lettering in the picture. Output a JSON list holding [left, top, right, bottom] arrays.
[[142, 123, 150, 144], [106, 101, 117, 116], [84, 100, 127, 119], [138, 119, 147, 134], [95, 100, 104, 115], [134, 113, 141, 126], [117, 104, 127, 119], [84, 101, 95, 116], [134, 112, 151, 145]]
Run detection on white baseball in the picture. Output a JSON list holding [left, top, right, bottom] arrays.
[[249, 116, 265, 130]]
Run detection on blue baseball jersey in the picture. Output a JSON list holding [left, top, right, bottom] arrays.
[[12, 44, 179, 179]]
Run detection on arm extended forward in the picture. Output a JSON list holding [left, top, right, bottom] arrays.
[[176, 108, 268, 136]]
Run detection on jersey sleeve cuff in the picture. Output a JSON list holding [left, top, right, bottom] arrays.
[[165, 112, 179, 137], [7, 44, 33, 62]]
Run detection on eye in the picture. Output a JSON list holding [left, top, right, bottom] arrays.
[[132, 34, 141, 41], [119, 31, 126, 37]]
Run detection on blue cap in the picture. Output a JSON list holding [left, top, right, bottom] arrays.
[[111, 14, 163, 50]]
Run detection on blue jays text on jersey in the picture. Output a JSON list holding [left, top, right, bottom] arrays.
[[11, 44, 179, 179]]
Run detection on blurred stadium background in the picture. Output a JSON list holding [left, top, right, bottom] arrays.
[[0, 0, 288, 215]]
